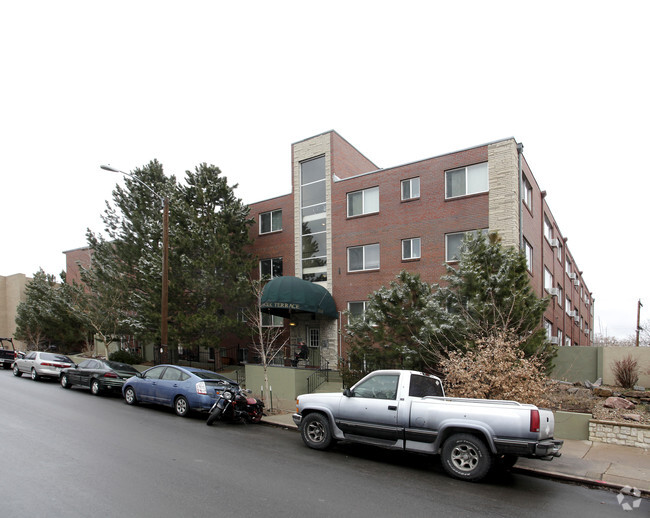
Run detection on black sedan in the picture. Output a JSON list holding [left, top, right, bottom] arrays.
[[60, 359, 141, 395]]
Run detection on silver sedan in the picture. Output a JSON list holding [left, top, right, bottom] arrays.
[[13, 351, 75, 381]]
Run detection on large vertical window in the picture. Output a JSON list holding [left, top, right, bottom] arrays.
[[348, 244, 380, 272], [544, 267, 553, 292], [402, 238, 421, 260], [524, 239, 533, 272], [544, 215, 553, 241], [301, 156, 327, 282], [347, 187, 379, 217], [260, 258, 282, 279], [401, 177, 420, 200], [260, 209, 282, 234], [445, 162, 488, 199], [522, 174, 532, 210]]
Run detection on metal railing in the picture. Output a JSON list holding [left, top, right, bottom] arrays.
[[306, 360, 330, 393]]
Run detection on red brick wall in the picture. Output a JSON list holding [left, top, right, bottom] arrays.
[[330, 131, 378, 179], [64, 247, 93, 285]]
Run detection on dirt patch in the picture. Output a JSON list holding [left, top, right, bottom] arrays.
[[546, 380, 650, 424]]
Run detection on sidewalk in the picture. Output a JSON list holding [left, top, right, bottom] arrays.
[[261, 412, 650, 496]]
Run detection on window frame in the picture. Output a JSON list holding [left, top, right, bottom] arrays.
[[522, 174, 533, 211], [445, 162, 489, 199], [402, 237, 421, 260], [347, 186, 379, 218], [348, 301, 368, 323], [347, 243, 380, 272], [445, 230, 486, 263], [544, 266, 553, 292], [523, 239, 533, 272], [543, 215, 553, 242], [401, 177, 420, 201], [259, 209, 282, 235], [260, 257, 283, 280]]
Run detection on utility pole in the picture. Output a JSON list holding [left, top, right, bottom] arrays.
[[636, 299, 643, 347]]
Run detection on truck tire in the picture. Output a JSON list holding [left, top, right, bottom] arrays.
[[301, 413, 333, 450], [441, 433, 492, 482]]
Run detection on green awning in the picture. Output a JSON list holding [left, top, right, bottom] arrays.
[[260, 276, 338, 319]]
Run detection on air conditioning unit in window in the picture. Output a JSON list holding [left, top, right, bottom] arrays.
[[547, 288, 560, 297], [549, 336, 559, 345], [573, 279, 580, 287], [568, 272, 577, 280], [568, 310, 578, 318], [573, 314, 580, 324], [550, 238, 560, 248]]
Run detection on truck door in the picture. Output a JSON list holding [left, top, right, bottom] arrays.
[[337, 373, 400, 441]]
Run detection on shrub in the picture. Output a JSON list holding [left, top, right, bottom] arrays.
[[439, 332, 549, 406], [108, 349, 143, 365], [612, 355, 639, 389]]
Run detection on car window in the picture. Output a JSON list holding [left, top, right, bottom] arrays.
[[193, 371, 232, 381], [79, 360, 92, 368], [144, 366, 166, 380], [88, 360, 103, 369], [353, 374, 399, 400], [162, 368, 183, 381], [105, 361, 139, 374], [26, 352, 37, 360], [409, 374, 444, 397]]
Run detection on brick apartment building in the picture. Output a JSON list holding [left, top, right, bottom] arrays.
[[250, 131, 593, 370]]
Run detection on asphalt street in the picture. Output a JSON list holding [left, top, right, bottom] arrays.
[[0, 369, 643, 517]]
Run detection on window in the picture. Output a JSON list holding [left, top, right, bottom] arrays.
[[401, 177, 420, 200], [402, 238, 421, 260], [524, 239, 533, 271], [544, 267, 553, 292], [348, 301, 368, 322], [544, 319, 553, 340], [557, 284, 563, 305], [543, 215, 553, 242], [347, 187, 379, 217], [260, 258, 282, 279], [445, 162, 488, 199], [565, 258, 572, 276], [352, 374, 399, 400], [557, 329, 563, 345], [565, 296, 571, 315], [260, 209, 282, 234], [301, 156, 327, 282], [522, 175, 532, 210], [446, 230, 485, 262], [262, 312, 283, 327], [565, 336, 571, 347], [557, 240, 563, 262], [409, 374, 443, 397], [348, 244, 380, 272]]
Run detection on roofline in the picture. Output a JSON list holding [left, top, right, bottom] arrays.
[[334, 136, 518, 182]]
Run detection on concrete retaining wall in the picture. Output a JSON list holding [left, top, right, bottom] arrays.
[[553, 346, 650, 386]]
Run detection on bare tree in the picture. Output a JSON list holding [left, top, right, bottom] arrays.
[[244, 278, 289, 406]]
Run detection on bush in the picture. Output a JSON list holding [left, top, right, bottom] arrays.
[[108, 349, 143, 365], [439, 332, 549, 406], [612, 355, 639, 389]]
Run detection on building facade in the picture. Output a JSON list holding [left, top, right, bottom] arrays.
[[249, 131, 594, 368]]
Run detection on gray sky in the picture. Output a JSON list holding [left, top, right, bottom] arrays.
[[1, 1, 648, 339]]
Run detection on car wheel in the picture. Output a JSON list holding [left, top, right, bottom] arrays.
[[301, 413, 333, 450], [61, 374, 71, 388], [124, 386, 138, 405], [441, 433, 492, 482], [31, 368, 39, 381], [91, 379, 101, 396], [174, 396, 190, 417], [13, 364, 22, 377]]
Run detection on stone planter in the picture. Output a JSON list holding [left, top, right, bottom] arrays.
[[589, 419, 650, 449]]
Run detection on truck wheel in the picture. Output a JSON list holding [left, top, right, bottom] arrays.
[[441, 433, 492, 482], [13, 365, 22, 377], [301, 413, 333, 450]]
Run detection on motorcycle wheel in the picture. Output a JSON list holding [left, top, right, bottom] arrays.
[[206, 408, 223, 426]]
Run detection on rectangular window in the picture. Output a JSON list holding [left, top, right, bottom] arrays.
[[557, 329, 563, 345], [260, 258, 283, 279], [401, 177, 420, 200], [446, 230, 485, 262], [260, 209, 282, 234], [565, 336, 571, 347], [348, 301, 368, 322], [445, 162, 488, 199], [301, 156, 327, 282], [402, 238, 421, 260], [347, 187, 379, 217], [522, 175, 532, 210], [543, 215, 553, 242], [544, 319, 553, 340], [565, 258, 572, 276], [557, 240, 563, 262], [524, 239, 533, 271], [565, 296, 571, 315], [262, 312, 283, 327], [557, 284, 563, 304], [544, 267, 553, 292], [348, 244, 380, 272]]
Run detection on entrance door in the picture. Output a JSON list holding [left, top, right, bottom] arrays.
[[306, 327, 321, 367]]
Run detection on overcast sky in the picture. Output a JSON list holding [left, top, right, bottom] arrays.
[[1, 1, 648, 339]]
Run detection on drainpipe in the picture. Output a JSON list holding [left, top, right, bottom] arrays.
[[517, 142, 524, 249]]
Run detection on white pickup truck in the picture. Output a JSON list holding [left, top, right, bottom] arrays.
[[293, 369, 562, 481]]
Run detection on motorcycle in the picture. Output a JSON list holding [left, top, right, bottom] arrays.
[[206, 381, 265, 425]]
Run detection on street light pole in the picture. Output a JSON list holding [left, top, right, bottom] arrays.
[[101, 164, 169, 363]]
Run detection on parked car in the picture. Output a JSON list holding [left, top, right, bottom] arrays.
[[60, 359, 141, 395], [13, 351, 75, 381], [122, 364, 237, 417]]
